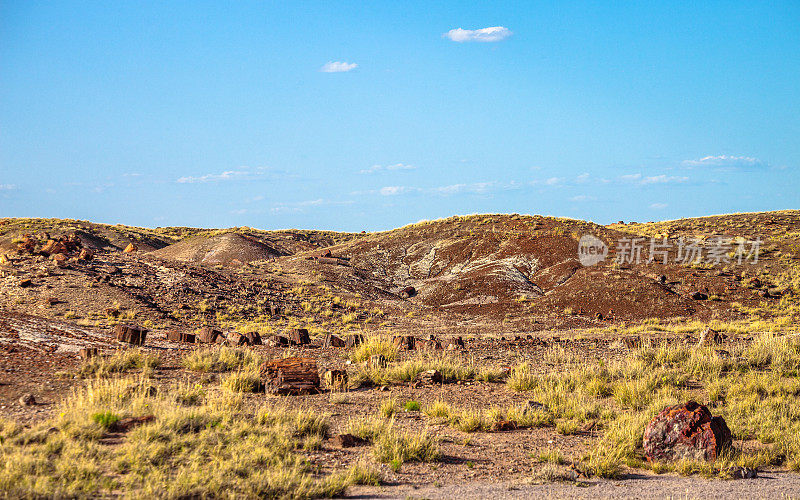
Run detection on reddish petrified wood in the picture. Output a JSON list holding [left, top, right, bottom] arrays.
[[643, 401, 732, 462], [260, 357, 320, 395], [196, 327, 223, 344], [114, 324, 147, 346]]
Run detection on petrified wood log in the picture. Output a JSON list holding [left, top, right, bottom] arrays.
[[323, 369, 348, 391], [260, 357, 320, 395], [643, 401, 732, 462], [322, 334, 346, 348], [393, 335, 415, 350], [196, 327, 223, 344], [115, 324, 147, 346], [345, 334, 364, 348], [167, 330, 196, 343], [289, 328, 311, 345]]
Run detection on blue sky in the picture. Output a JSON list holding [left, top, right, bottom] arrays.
[[1, 1, 798, 231]]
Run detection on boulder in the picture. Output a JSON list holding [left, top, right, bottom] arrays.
[[18, 278, 32, 288], [123, 243, 138, 253], [691, 291, 709, 301], [399, 286, 416, 299], [643, 401, 732, 462], [115, 324, 147, 346]]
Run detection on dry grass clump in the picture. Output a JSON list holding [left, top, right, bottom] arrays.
[[0, 377, 375, 498], [354, 354, 476, 386], [350, 335, 398, 363], [78, 349, 161, 378], [182, 346, 262, 373]]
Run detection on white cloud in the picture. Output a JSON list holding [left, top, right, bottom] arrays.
[[575, 173, 591, 184], [619, 173, 688, 185], [320, 61, 358, 73], [0, 184, 17, 190], [444, 26, 512, 42], [641, 174, 688, 185], [650, 203, 668, 209], [270, 198, 353, 214], [682, 155, 763, 168], [435, 182, 494, 195], [544, 177, 563, 186], [176, 167, 269, 184], [570, 195, 595, 202], [379, 186, 416, 196], [619, 173, 642, 182], [359, 163, 416, 174]]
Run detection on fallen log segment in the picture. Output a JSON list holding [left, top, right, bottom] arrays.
[[115, 324, 147, 345], [260, 357, 320, 395]]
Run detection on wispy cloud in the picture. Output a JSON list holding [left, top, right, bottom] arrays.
[[444, 26, 512, 42], [270, 198, 353, 214], [379, 186, 418, 196], [682, 155, 764, 168], [570, 195, 596, 202], [176, 167, 270, 184], [320, 61, 358, 73], [359, 163, 417, 174], [374, 181, 518, 197], [619, 173, 688, 185], [650, 203, 668, 209], [0, 184, 17, 190]]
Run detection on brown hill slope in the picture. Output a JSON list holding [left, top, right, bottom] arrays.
[[283, 212, 788, 322], [150, 232, 283, 265]]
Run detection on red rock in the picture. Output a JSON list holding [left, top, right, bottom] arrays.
[[393, 335, 415, 350], [123, 243, 137, 253], [18, 278, 32, 288], [399, 286, 416, 299], [196, 327, 223, 344], [333, 433, 367, 447], [490, 420, 517, 432], [288, 328, 311, 345], [260, 356, 320, 395], [643, 401, 732, 462], [322, 333, 346, 348], [78, 248, 94, 261], [166, 330, 196, 343]]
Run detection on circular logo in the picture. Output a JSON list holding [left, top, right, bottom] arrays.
[[578, 234, 608, 266]]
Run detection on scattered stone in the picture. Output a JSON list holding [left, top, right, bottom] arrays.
[[288, 328, 311, 345], [19, 393, 36, 406], [18, 278, 32, 288], [323, 369, 349, 391], [105, 307, 120, 318], [414, 369, 443, 385], [657, 275, 667, 285], [196, 327, 223, 344], [490, 420, 517, 432], [322, 333, 346, 348], [725, 466, 757, 479], [114, 324, 148, 346], [166, 330, 196, 343], [260, 356, 320, 395], [98, 265, 121, 275], [123, 243, 138, 253], [399, 285, 416, 299], [333, 433, 367, 448], [643, 401, 732, 462], [525, 400, 550, 413], [691, 291, 709, 300], [51, 253, 68, 267], [0, 253, 10, 265], [595, 312, 604, 320], [45, 297, 60, 306]]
